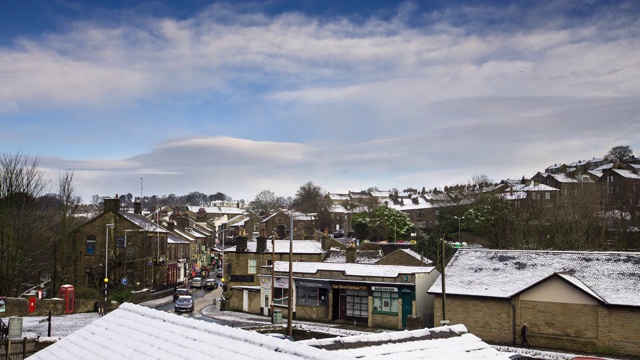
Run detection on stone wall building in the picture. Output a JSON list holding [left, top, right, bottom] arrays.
[[428, 249, 640, 358]]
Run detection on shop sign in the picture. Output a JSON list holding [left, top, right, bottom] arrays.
[[274, 277, 289, 288], [371, 286, 398, 292], [295, 280, 328, 289], [332, 283, 368, 291]]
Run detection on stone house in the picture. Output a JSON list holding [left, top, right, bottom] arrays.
[[428, 249, 640, 358], [70, 198, 173, 291], [376, 248, 433, 266], [260, 261, 439, 330], [224, 237, 325, 313], [260, 211, 317, 240]]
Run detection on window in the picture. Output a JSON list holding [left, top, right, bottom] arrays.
[[248, 259, 257, 274], [345, 290, 368, 318], [545, 192, 550, 200], [274, 288, 289, 306], [372, 291, 399, 314], [86, 235, 96, 255], [297, 287, 329, 306]]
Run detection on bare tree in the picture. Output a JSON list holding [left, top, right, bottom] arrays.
[[605, 145, 634, 165], [292, 181, 326, 214], [52, 171, 83, 295], [0, 152, 50, 296], [249, 190, 285, 216]]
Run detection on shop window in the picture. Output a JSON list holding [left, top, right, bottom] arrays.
[[373, 291, 399, 314], [86, 235, 96, 255], [297, 287, 328, 306], [346, 289, 368, 318], [274, 288, 289, 306]]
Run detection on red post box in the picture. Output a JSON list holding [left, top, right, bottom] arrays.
[[59, 284, 75, 314], [28, 297, 36, 313]]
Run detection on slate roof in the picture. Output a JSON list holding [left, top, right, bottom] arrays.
[[300, 324, 512, 359], [323, 249, 383, 264], [28, 303, 349, 360], [429, 249, 640, 307], [228, 240, 324, 254], [275, 261, 434, 278]]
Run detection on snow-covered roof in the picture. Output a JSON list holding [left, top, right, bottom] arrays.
[[167, 233, 189, 245], [29, 303, 349, 360], [323, 250, 382, 264], [328, 193, 350, 201], [429, 249, 640, 307], [396, 248, 433, 265], [300, 324, 511, 359], [188, 205, 245, 216], [327, 204, 349, 213], [120, 212, 168, 233], [228, 240, 324, 254], [547, 173, 579, 183], [521, 182, 559, 192], [275, 261, 434, 278], [612, 168, 640, 179]]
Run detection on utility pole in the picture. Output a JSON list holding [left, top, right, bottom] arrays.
[[287, 212, 294, 336], [271, 230, 275, 323], [104, 224, 115, 311], [441, 237, 448, 325]]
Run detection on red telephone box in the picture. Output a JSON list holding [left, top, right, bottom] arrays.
[[59, 284, 75, 314], [28, 297, 36, 313]]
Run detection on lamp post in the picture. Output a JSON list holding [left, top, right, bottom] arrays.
[[219, 228, 226, 282], [104, 224, 115, 310], [454, 216, 464, 243]]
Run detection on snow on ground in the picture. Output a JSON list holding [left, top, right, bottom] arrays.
[[1, 312, 100, 339]]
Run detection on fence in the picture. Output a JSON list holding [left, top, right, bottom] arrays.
[[0, 338, 39, 360]]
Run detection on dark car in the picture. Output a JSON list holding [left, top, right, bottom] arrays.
[[173, 288, 191, 302], [174, 296, 194, 313], [204, 278, 218, 290]]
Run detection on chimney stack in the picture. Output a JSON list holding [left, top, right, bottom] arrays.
[[256, 236, 267, 253], [236, 236, 248, 252], [346, 247, 357, 263], [134, 202, 142, 215]]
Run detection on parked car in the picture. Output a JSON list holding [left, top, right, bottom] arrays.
[[173, 288, 190, 302], [204, 278, 218, 290], [191, 277, 202, 288], [216, 269, 223, 278], [174, 296, 194, 313]]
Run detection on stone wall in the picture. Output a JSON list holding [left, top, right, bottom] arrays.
[[1, 297, 99, 317], [433, 295, 513, 343], [433, 294, 640, 358], [295, 305, 329, 321]]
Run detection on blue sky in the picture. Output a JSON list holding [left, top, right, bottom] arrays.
[[1, 0, 639, 202]]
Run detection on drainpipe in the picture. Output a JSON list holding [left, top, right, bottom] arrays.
[[509, 298, 516, 344]]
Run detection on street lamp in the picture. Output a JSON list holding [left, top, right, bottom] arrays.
[[454, 216, 464, 243], [105, 224, 115, 311]]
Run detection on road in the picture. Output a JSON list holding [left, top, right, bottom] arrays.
[[153, 282, 248, 327]]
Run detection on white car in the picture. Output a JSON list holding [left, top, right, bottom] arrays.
[[190, 277, 202, 288]]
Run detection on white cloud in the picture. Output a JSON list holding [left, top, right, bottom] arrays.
[[3, 1, 640, 200]]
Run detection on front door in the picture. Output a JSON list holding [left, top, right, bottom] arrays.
[[339, 294, 347, 319], [401, 290, 413, 328]]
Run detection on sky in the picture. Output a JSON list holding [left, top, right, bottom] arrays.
[[1, 0, 639, 203]]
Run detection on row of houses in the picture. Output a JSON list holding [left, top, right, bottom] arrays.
[[66, 192, 640, 357], [222, 236, 640, 357]]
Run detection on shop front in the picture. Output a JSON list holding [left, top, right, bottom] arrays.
[[294, 279, 330, 320], [331, 283, 369, 325]]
